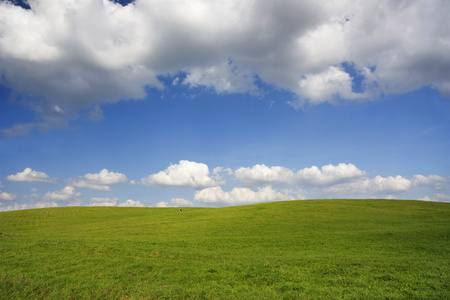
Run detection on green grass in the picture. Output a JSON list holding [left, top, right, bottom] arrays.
[[0, 199, 449, 299]]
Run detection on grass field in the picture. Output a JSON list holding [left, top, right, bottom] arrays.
[[0, 199, 449, 299]]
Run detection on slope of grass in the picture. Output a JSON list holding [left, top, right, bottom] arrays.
[[0, 199, 449, 299]]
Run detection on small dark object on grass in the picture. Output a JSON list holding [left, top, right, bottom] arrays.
[[179, 209, 182, 213]]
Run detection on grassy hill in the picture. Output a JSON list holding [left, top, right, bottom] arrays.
[[0, 199, 449, 299]]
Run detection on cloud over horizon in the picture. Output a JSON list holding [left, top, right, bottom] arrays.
[[1, 0, 449, 136], [1, 160, 448, 211], [194, 186, 299, 205], [139, 160, 448, 205]]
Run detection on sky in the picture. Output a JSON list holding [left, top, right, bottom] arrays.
[[0, 0, 449, 211]]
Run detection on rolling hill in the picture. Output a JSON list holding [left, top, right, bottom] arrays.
[[0, 199, 449, 299]]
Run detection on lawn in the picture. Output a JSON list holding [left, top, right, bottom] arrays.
[[0, 199, 449, 299]]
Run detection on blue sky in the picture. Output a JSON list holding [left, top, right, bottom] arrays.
[[0, 0, 449, 210]]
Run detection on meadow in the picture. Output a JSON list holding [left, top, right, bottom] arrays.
[[0, 199, 449, 299]]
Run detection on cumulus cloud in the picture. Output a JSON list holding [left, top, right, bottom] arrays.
[[88, 197, 144, 207], [140, 161, 448, 203], [233, 163, 365, 187], [419, 196, 433, 201], [44, 185, 81, 203], [419, 193, 450, 202], [291, 66, 372, 107], [234, 164, 295, 186], [141, 160, 223, 188], [0, 181, 16, 201], [412, 174, 447, 190], [0, 191, 16, 201], [324, 175, 413, 195], [155, 201, 170, 207], [230, 162, 446, 200], [435, 193, 450, 202], [71, 169, 127, 190], [194, 186, 297, 205], [89, 197, 118, 206], [171, 197, 195, 207], [0, 201, 59, 212], [184, 61, 257, 94], [296, 163, 366, 186], [156, 197, 195, 207], [118, 199, 145, 207], [6, 167, 57, 183], [1, 0, 448, 135]]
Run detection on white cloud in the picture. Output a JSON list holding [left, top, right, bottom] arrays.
[[118, 199, 145, 207], [141, 160, 223, 188], [435, 193, 450, 202], [0, 191, 16, 201], [0, 181, 15, 201], [233, 163, 365, 187], [296, 163, 366, 186], [71, 181, 110, 191], [419, 196, 433, 201], [419, 193, 450, 202], [371, 175, 412, 193], [324, 175, 412, 195], [6, 168, 57, 183], [194, 186, 296, 205], [156, 198, 195, 207], [412, 174, 447, 189], [44, 185, 81, 202], [171, 198, 195, 207], [89, 197, 118, 206], [1, 0, 448, 135], [234, 164, 295, 186], [88, 197, 145, 207], [0, 201, 59, 212], [84, 169, 127, 185], [71, 169, 127, 190], [290, 66, 372, 108], [183, 61, 257, 94]]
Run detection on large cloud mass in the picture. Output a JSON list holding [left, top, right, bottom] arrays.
[[1, 0, 449, 136]]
